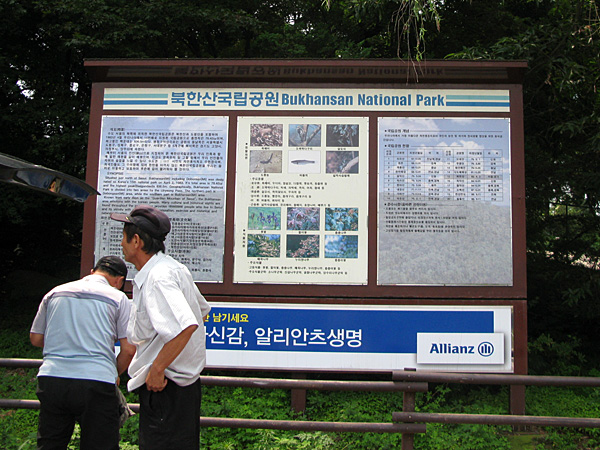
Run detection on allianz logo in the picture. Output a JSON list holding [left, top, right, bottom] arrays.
[[429, 342, 495, 357]]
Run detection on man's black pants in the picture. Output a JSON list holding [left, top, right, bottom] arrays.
[[36, 376, 120, 450], [138, 378, 202, 450]]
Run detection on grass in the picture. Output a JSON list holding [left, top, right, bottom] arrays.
[[2, 364, 599, 449], [507, 433, 542, 450]]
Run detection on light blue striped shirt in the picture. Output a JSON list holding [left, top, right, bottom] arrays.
[[31, 274, 131, 383]]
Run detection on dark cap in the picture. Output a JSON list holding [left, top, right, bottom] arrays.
[[110, 205, 171, 241], [94, 256, 128, 278]]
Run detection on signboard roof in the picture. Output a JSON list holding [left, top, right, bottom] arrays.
[[84, 59, 527, 84]]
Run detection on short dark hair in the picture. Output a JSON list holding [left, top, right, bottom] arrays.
[[123, 222, 166, 255], [94, 256, 127, 278]]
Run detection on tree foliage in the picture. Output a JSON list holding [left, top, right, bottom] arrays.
[[325, 0, 442, 59], [446, 0, 600, 371]]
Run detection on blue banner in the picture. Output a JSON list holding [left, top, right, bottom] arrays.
[[205, 307, 494, 354]]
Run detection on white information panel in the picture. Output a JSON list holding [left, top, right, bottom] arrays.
[[378, 117, 513, 286], [233, 117, 369, 284], [94, 115, 228, 282]]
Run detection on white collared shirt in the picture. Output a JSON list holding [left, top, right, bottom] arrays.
[[127, 252, 211, 391]]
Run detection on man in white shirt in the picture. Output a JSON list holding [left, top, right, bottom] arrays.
[[30, 256, 135, 450], [111, 204, 211, 450]]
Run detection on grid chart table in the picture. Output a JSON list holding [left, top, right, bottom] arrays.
[[382, 147, 504, 202]]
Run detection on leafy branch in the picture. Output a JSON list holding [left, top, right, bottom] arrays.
[[322, 0, 442, 60]]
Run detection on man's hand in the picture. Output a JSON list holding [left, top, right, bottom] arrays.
[[144, 324, 198, 392], [146, 365, 168, 392]]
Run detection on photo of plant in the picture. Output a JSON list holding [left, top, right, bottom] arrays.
[[326, 151, 359, 173], [326, 124, 359, 147], [287, 207, 320, 230], [325, 235, 358, 258], [286, 235, 319, 258], [325, 208, 358, 231], [250, 124, 283, 146], [247, 234, 280, 258], [288, 124, 322, 146], [248, 207, 281, 230]]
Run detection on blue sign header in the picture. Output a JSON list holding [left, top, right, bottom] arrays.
[[205, 306, 494, 354]]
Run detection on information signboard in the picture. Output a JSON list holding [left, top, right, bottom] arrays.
[[83, 60, 527, 374]]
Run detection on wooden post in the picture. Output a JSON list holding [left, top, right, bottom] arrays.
[[291, 373, 307, 414], [510, 300, 528, 419], [402, 391, 415, 450], [402, 368, 416, 450]]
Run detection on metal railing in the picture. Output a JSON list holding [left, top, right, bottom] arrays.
[[392, 370, 600, 430], [0, 359, 427, 450], [3, 359, 600, 449]]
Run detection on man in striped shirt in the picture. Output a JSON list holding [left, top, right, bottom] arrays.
[[30, 256, 136, 450]]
